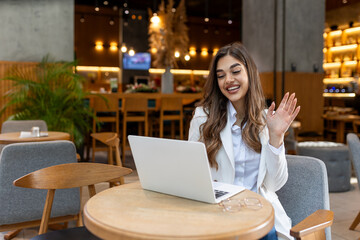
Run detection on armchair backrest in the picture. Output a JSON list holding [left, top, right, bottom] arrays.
[[0, 141, 79, 225], [1, 120, 48, 133], [277, 155, 331, 239], [347, 133, 360, 190]]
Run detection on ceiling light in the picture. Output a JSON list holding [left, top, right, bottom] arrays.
[[103, 1, 108, 5], [95, 7, 100, 11], [110, 42, 118, 51], [128, 48, 135, 56], [95, 41, 104, 51], [189, 47, 196, 56], [184, 54, 190, 61], [80, 15, 85, 23], [109, 18, 115, 25], [121, 44, 127, 53], [174, 51, 180, 58], [204, 17, 209, 22], [201, 48, 208, 57]]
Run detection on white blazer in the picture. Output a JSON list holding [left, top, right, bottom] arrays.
[[188, 106, 292, 240]]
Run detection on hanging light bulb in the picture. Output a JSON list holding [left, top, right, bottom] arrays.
[[80, 15, 85, 23], [204, 0, 209, 22], [151, 47, 157, 54], [151, 13, 160, 26], [228, 0, 233, 25], [184, 54, 190, 61], [109, 17, 115, 25], [174, 51, 180, 58], [128, 48, 135, 56], [213, 48, 219, 56], [121, 43, 127, 53]]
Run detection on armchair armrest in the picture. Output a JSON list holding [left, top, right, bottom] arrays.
[[290, 209, 334, 239]]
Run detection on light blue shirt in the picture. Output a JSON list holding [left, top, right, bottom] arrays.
[[228, 101, 283, 192]]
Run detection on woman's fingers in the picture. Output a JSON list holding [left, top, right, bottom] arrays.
[[278, 92, 289, 110], [267, 101, 276, 118], [290, 106, 301, 122]]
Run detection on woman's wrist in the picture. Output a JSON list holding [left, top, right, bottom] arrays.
[[268, 133, 284, 148]]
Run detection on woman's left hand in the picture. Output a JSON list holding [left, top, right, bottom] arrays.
[[266, 92, 300, 148]]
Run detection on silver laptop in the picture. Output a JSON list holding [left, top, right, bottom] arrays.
[[128, 135, 245, 204]]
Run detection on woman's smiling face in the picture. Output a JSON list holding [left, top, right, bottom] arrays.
[[216, 54, 249, 111]]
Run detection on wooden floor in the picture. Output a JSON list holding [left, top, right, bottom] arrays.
[[1, 149, 360, 240]]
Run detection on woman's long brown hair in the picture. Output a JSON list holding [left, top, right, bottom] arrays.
[[198, 42, 266, 169]]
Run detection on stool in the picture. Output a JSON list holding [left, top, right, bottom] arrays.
[[297, 141, 351, 192]]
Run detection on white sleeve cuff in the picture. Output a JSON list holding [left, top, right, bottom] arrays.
[[267, 141, 284, 155]]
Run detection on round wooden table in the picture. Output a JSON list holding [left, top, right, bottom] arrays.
[[0, 131, 70, 144], [83, 182, 274, 240]]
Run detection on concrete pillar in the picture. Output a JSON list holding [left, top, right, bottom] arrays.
[[242, 0, 325, 134], [0, 0, 74, 62], [242, 0, 325, 73]]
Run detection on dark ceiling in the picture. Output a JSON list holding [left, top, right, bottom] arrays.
[[75, 0, 242, 21], [75, 0, 360, 21]]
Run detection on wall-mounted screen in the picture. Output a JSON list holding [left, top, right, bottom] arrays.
[[123, 52, 151, 70]]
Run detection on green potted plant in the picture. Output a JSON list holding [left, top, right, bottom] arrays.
[[0, 55, 94, 150]]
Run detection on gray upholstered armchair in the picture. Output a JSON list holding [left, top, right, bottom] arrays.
[[0, 141, 80, 239], [277, 155, 333, 240], [346, 133, 360, 231], [1, 120, 48, 133]]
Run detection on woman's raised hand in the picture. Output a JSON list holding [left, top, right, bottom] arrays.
[[266, 92, 300, 148]]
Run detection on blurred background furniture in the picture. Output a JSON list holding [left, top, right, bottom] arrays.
[[284, 127, 297, 154], [15, 163, 132, 239], [277, 155, 333, 240], [297, 141, 351, 192], [159, 97, 183, 139], [346, 133, 360, 231], [91, 94, 120, 162], [91, 132, 124, 185], [0, 141, 79, 240], [1, 120, 48, 134], [121, 97, 148, 161]]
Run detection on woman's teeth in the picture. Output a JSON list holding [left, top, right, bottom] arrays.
[[227, 86, 240, 91]]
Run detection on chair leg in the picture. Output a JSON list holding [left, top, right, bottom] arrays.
[[122, 119, 127, 165], [349, 211, 360, 230], [39, 189, 56, 234], [4, 229, 22, 240]]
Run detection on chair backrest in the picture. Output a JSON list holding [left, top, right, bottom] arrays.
[[160, 97, 183, 112], [13, 162, 132, 234], [1, 120, 48, 133], [92, 94, 119, 113], [0, 141, 79, 225], [347, 133, 360, 190], [277, 155, 331, 239], [123, 97, 148, 112], [14, 163, 132, 190]]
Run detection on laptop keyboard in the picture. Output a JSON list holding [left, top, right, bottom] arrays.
[[214, 189, 229, 199]]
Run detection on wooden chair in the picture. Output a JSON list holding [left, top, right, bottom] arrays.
[[122, 97, 148, 162], [91, 132, 124, 185], [0, 141, 79, 240], [277, 155, 334, 240], [13, 162, 132, 237], [159, 97, 183, 139], [91, 94, 120, 162]]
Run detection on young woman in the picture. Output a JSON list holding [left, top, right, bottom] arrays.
[[188, 42, 300, 240]]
